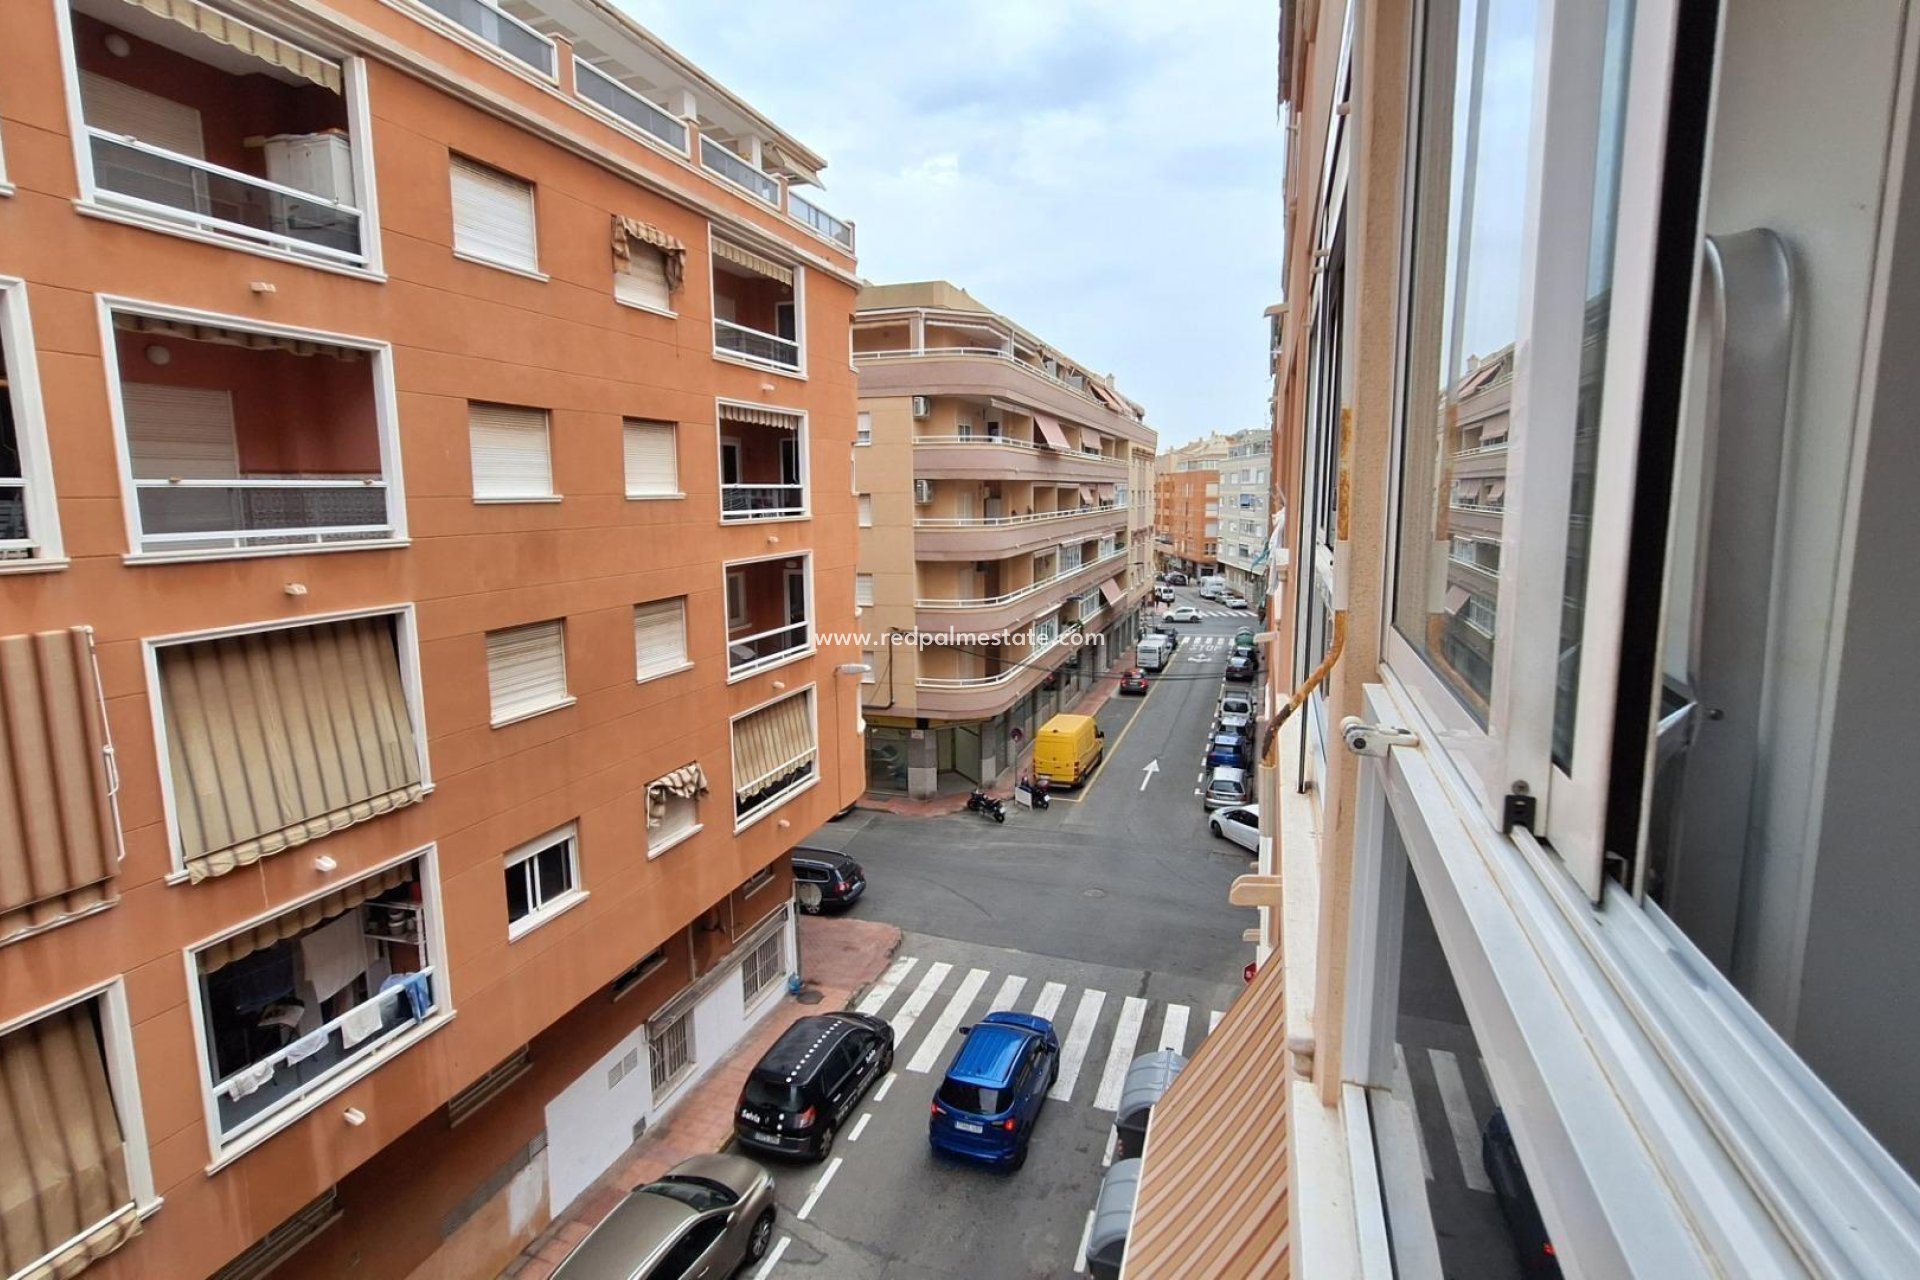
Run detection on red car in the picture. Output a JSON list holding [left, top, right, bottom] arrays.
[[1119, 669, 1150, 695]]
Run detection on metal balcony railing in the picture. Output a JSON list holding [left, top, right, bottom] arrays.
[[720, 483, 806, 521], [714, 318, 800, 371], [132, 477, 391, 553], [915, 547, 1126, 610], [700, 137, 780, 204], [727, 620, 812, 678], [574, 60, 688, 153], [916, 631, 1073, 690], [913, 504, 1123, 529], [413, 0, 554, 74]]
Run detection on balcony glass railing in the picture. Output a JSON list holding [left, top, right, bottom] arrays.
[[89, 131, 364, 263], [915, 547, 1126, 610], [721, 482, 806, 521], [413, 0, 554, 74], [574, 60, 688, 153], [917, 630, 1073, 690], [913, 504, 1123, 529], [700, 137, 780, 204], [789, 192, 854, 250], [728, 619, 812, 678], [714, 318, 800, 371], [133, 477, 391, 553]]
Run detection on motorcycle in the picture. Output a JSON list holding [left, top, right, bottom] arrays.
[[1019, 774, 1052, 810], [965, 788, 1007, 823]]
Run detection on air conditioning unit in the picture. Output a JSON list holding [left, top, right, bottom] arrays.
[[911, 395, 931, 419], [914, 479, 934, 505]]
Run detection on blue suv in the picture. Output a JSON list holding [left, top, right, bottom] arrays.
[[928, 1012, 1059, 1170]]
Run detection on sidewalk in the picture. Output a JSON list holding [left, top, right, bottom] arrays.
[[500, 914, 902, 1279]]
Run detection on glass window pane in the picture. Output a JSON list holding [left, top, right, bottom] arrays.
[[536, 841, 572, 900], [504, 862, 531, 923]]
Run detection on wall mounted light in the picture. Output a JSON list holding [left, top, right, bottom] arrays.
[[103, 32, 132, 57], [143, 344, 170, 366]]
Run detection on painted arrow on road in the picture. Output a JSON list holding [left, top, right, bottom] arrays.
[[1140, 759, 1160, 791]]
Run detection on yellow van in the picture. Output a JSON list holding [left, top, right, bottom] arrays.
[[1032, 713, 1106, 788]]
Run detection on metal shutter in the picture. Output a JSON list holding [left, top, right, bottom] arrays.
[[121, 383, 238, 479], [79, 71, 205, 158], [450, 156, 538, 271], [486, 620, 568, 723], [469, 403, 551, 499], [614, 245, 672, 311], [633, 598, 687, 680], [623, 421, 678, 495]]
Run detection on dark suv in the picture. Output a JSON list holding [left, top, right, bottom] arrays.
[[790, 847, 865, 913], [735, 1013, 893, 1160]]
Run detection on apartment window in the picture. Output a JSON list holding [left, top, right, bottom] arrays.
[[647, 763, 707, 856], [730, 688, 817, 824], [858, 493, 873, 527], [1, 281, 60, 564], [0, 993, 146, 1278], [634, 597, 690, 682], [504, 824, 582, 937], [725, 571, 750, 630], [450, 156, 538, 274], [648, 1007, 694, 1094], [209, 1188, 341, 1280], [861, 649, 878, 684], [742, 930, 785, 1006], [611, 946, 668, 1000], [486, 619, 570, 724], [855, 573, 875, 607], [622, 419, 679, 497], [194, 855, 438, 1148], [856, 411, 873, 445], [154, 613, 425, 881], [717, 402, 807, 521], [469, 403, 553, 500], [711, 237, 801, 373], [612, 216, 684, 312]]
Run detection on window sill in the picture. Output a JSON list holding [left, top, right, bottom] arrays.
[[626, 491, 687, 501], [73, 200, 386, 282], [646, 823, 703, 861], [733, 773, 818, 834], [124, 539, 408, 567], [490, 696, 577, 729], [718, 513, 812, 527], [712, 350, 806, 381], [0, 555, 70, 576], [452, 249, 550, 282], [614, 297, 680, 319], [636, 660, 695, 686], [473, 494, 563, 505], [507, 888, 590, 942]]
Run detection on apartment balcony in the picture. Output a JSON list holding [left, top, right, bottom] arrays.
[[700, 135, 781, 205], [911, 435, 1126, 484], [788, 191, 855, 251], [913, 546, 1127, 638], [718, 403, 807, 522], [1447, 501, 1506, 536], [713, 238, 800, 373], [71, 1, 366, 266], [725, 555, 813, 680], [730, 688, 817, 829], [860, 346, 1145, 448], [414, 0, 554, 73], [912, 503, 1127, 560], [574, 58, 689, 153], [913, 624, 1080, 719]]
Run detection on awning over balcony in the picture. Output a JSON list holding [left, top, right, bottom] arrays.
[[732, 692, 815, 801], [1097, 483, 1117, 502], [1099, 578, 1125, 608], [114, 0, 342, 92], [612, 215, 686, 292], [113, 312, 363, 360], [712, 237, 794, 287], [647, 763, 708, 827], [718, 402, 801, 431], [197, 861, 413, 971], [1034, 412, 1071, 451], [1445, 586, 1470, 614], [1124, 956, 1290, 1278], [1080, 485, 1097, 504]]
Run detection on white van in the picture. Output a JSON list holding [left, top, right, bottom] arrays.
[[1137, 636, 1172, 672]]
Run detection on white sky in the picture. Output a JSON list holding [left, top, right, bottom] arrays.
[[612, 0, 1287, 447]]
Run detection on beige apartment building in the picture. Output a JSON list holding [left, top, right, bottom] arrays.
[[1215, 428, 1272, 602], [852, 282, 1156, 798], [1151, 432, 1229, 575]]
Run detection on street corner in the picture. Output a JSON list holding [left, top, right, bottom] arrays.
[[798, 913, 904, 1007]]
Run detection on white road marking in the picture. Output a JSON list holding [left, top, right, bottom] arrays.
[[1393, 1045, 1433, 1181], [888, 961, 952, 1043], [796, 1156, 843, 1221], [1157, 1004, 1190, 1054], [1102, 1125, 1117, 1167], [907, 967, 990, 1073], [1093, 996, 1149, 1111], [873, 1071, 898, 1103], [848, 1112, 871, 1143], [1429, 1048, 1493, 1192], [1051, 989, 1108, 1101], [1074, 1209, 1096, 1273], [1031, 980, 1067, 1023], [1209, 1009, 1224, 1032], [1140, 759, 1159, 790], [857, 957, 918, 1016], [989, 974, 1027, 1012], [751, 1235, 791, 1279]]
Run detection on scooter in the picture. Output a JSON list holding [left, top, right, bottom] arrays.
[[1019, 774, 1052, 810], [966, 788, 1007, 823]]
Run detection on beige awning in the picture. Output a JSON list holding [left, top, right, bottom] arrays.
[[712, 237, 794, 287], [1097, 483, 1117, 501], [1124, 957, 1290, 1278], [613, 215, 686, 292], [647, 763, 709, 827], [113, 312, 363, 360], [1480, 413, 1511, 444], [1034, 412, 1071, 451], [718, 403, 801, 431], [732, 693, 815, 801], [1080, 485, 1097, 504], [1082, 428, 1106, 449], [114, 0, 341, 92], [161, 617, 425, 882], [0, 628, 120, 945], [765, 143, 823, 188], [1445, 585, 1470, 614], [1088, 379, 1125, 411], [1098, 578, 1125, 608], [196, 862, 413, 970]]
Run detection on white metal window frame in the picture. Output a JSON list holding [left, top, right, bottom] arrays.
[[724, 569, 749, 631], [142, 604, 433, 882], [448, 153, 545, 279], [707, 225, 807, 380], [634, 595, 692, 684], [51, 1, 387, 280], [0, 278, 65, 571], [740, 929, 784, 1008], [647, 1004, 695, 1098], [857, 493, 873, 527], [728, 683, 819, 833], [95, 296, 408, 565], [182, 843, 452, 1168], [623, 419, 681, 499], [713, 396, 809, 523], [645, 770, 702, 860], [503, 821, 585, 940], [485, 618, 573, 727], [854, 573, 875, 608], [855, 411, 872, 445], [722, 549, 815, 683]]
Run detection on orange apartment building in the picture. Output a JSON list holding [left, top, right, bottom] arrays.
[[1151, 434, 1226, 576], [0, 1, 864, 1278]]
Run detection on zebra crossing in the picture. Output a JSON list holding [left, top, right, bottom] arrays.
[[1179, 635, 1238, 661], [855, 954, 1228, 1111], [1394, 1040, 1501, 1195]]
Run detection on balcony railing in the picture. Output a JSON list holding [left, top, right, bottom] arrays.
[[912, 434, 1126, 468], [1449, 500, 1507, 515], [574, 59, 688, 153], [89, 131, 364, 264], [1452, 441, 1510, 458], [1448, 552, 1501, 577], [714, 318, 800, 371], [789, 192, 854, 250], [721, 483, 806, 521], [133, 477, 392, 553], [700, 137, 780, 205], [858, 344, 1136, 419], [728, 620, 811, 679], [913, 503, 1123, 529], [413, 0, 554, 74], [917, 630, 1073, 690], [915, 547, 1126, 610]]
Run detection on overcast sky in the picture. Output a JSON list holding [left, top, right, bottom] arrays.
[[613, 0, 1286, 448]]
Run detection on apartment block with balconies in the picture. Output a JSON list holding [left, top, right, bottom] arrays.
[[0, 3, 862, 1279], [851, 281, 1155, 798]]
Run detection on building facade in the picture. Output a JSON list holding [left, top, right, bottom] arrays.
[[852, 281, 1156, 799], [1214, 428, 1271, 601], [0, 2, 863, 1278], [1151, 433, 1228, 576], [1124, 0, 1920, 1275]]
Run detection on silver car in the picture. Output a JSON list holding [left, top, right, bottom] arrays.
[[552, 1154, 777, 1280]]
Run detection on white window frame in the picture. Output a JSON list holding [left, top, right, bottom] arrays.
[[503, 822, 585, 940], [729, 684, 819, 832], [855, 573, 875, 608], [448, 153, 544, 279], [0, 278, 65, 570], [741, 928, 785, 1008], [52, 5, 386, 280], [623, 418, 682, 499], [646, 770, 702, 859], [713, 397, 810, 524], [143, 605, 433, 882], [707, 226, 807, 380], [725, 569, 750, 631], [855, 411, 873, 445], [723, 551, 815, 682], [485, 618, 573, 727], [183, 844, 451, 1167], [861, 649, 878, 685], [96, 296, 407, 564], [468, 402, 556, 503], [648, 1004, 695, 1098], [858, 492, 874, 527], [634, 596, 692, 684]]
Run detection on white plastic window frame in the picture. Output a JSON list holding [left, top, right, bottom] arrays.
[[0, 279, 65, 569], [503, 821, 585, 940]]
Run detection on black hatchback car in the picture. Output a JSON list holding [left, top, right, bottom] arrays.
[[790, 847, 865, 914], [1224, 653, 1257, 682], [735, 1013, 893, 1160]]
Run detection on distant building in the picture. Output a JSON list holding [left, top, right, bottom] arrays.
[[1216, 429, 1272, 600]]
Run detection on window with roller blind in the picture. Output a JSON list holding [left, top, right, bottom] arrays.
[[614, 243, 673, 312], [450, 156, 539, 274], [855, 574, 875, 608], [634, 597, 690, 683], [623, 420, 680, 497], [486, 619, 570, 725], [469, 402, 553, 500]]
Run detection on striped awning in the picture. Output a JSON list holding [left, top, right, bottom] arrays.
[[712, 237, 794, 287], [114, 0, 342, 92], [647, 762, 708, 827], [196, 862, 413, 971], [718, 403, 801, 431], [613, 215, 686, 292], [1099, 578, 1125, 608], [113, 312, 363, 360], [1033, 412, 1071, 451], [732, 692, 815, 801], [1123, 956, 1290, 1278]]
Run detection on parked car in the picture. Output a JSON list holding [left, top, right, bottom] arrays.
[[550, 1154, 777, 1279], [1154, 584, 1175, 602], [1148, 624, 1181, 651], [1204, 766, 1251, 809], [1224, 653, 1257, 683], [1209, 804, 1261, 853], [1484, 1109, 1563, 1278], [1219, 691, 1255, 720], [790, 847, 865, 914], [1137, 637, 1172, 672], [734, 1013, 894, 1160], [1222, 592, 1250, 610], [1165, 572, 1188, 586], [1166, 606, 1203, 623], [1119, 669, 1150, 695], [1205, 733, 1251, 769], [929, 1012, 1060, 1170], [1198, 583, 1224, 601], [1033, 714, 1105, 788]]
